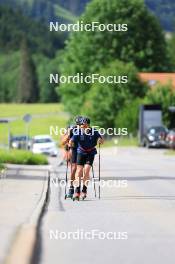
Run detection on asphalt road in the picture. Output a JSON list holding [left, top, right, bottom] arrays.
[[40, 147, 175, 264], [0, 165, 49, 264]]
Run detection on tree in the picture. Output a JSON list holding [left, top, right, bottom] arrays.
[[115, 98, 142, 135], [167, 33, 175, 71], [81, 60, 148, 128], [18, 38, 39, 103], [145, 83, 175, 128], [59, 0, 171, 113]]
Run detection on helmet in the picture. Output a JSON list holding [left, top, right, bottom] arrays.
[[75, 116, 83, 125], [81, 117, 91, 125]]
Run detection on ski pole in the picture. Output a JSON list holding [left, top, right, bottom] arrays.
[[92, 165, 96, 198], [99, 143, 101, 199], [65, 151, 69, 199]]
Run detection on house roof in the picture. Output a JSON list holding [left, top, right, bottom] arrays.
[[139, 73, 175, 89]]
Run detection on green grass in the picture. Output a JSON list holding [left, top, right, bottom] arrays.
[[0, 103, 63, 118], [0, 149, 48, 165], [165, 150, 175, 155], [0, 163, 5, 170], [0, 103, 69, 143], [103, 137, 138, 147]]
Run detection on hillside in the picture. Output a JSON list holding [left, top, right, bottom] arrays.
[[0, 0, 78, 23], [0, 5, 64, 55], [57, 0, 90, 15], [145, 0, 175, 32], [0, 5, 64, 103], [0, 0, 174, 31]]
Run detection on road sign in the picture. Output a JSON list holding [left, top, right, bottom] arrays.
[[23, 114, 32, 150], [23, 114, 32, 123]]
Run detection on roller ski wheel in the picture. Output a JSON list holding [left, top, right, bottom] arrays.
[[66, 193, 74, 199], [65, 187, 74, 200], [81, 192, 87, 201], [73, 193, 80, 201]]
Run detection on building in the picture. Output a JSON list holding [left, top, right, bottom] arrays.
[[139, 73, 175, 89]]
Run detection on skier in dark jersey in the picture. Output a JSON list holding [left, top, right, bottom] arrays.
[[61, 116, 83, 198], [70, 117, 104, 200]]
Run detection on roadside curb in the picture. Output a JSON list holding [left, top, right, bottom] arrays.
[[4, 169, 50, 264]]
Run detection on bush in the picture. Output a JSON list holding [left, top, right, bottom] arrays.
[[59, 0, 171, 114], [145, 83, 175, 128], [115, 98, 142, 136], [0, 149, 48, 165], [82, 60, 147, 128], [0, 163, 5, 170]]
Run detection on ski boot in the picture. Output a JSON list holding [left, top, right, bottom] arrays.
[[81, 192, 87, 201], [65, 186, 74, 199], [81, 186, 87, 200], [73, 192, 80, 201], [73, 187, 81, 201]]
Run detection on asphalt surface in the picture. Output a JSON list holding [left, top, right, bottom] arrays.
[[40, 147, 175, 264], [0, 166, 49, 264]]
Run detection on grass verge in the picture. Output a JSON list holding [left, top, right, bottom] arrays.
[[103, 137, 138, 147], [0, 163, 5, 170], [0, 149, 48, 165], [164, 150, 175, 155], [0, 103, 69, 143]]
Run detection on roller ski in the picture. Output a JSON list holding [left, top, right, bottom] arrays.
[[81, 192, 87, 201], [73, 193, 80, 201], [73, 187, 81, 201], [65, 186, 74, 200], [81, 186, 87, 200]]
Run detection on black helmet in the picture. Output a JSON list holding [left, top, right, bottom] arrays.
[[81, 117, 91, 125], [75, 116, 83, 125]]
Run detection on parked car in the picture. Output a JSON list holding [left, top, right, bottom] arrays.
[[31, 135, 58, 156], [166, 129, 175, 149], [10, 135, 31, 150], [142, 126, 168, 148]]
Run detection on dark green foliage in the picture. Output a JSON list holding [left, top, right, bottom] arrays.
[[0, 0, 87, 22], [81, 61, 148, 128], [0, 51, 20, 102], [59, 0, 170, 118], [0, 0, 174, 31], [31, 0, 56, 22], [115, 98, 142, 135], [145, 0, 175, 32], [167, 34, 175, 71], [57, 0, 90, 15], [0, 5, 64, 57], [0, 149, 48, 165], [18, 38, 39, 103], [145, 84, 175, 128], [0, 5, 63, 103], [60, 0, 170, 74], [36, 54, 60, 102]]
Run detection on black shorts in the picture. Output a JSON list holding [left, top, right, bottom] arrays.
[[71, 148, 77, 164], [77, 153, 95, 166]]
